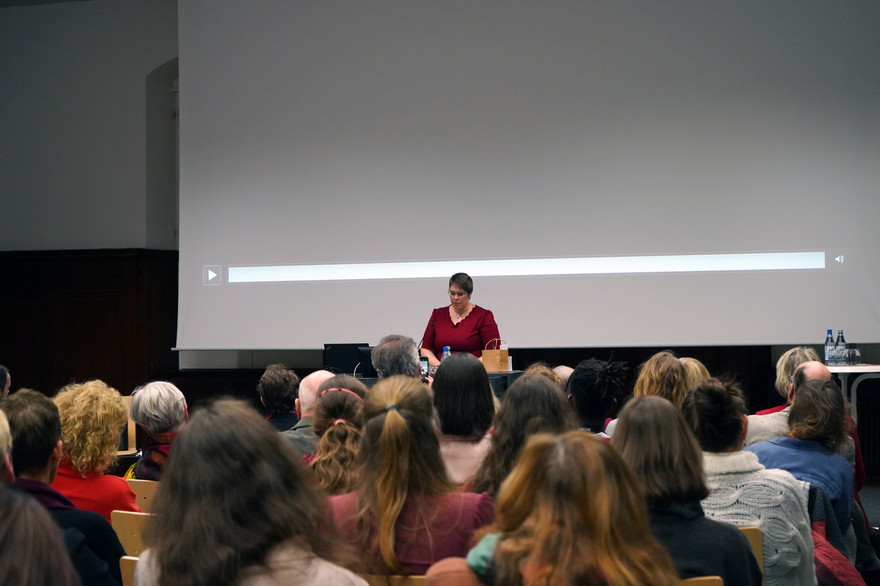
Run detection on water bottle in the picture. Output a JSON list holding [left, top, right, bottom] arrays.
[[835, 330, 847, 365], [441, 346, 452, 361], [824, 329, 835, 365]]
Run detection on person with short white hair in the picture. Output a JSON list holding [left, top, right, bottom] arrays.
[[129, 381, 188, 480], [282, 369, 335, 457]]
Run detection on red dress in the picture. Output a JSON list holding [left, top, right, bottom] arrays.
[[421, 305, 500, 358], [51, 459, 140, 523]]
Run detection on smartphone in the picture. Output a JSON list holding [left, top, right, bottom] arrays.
[[420, 356, 429, 378]]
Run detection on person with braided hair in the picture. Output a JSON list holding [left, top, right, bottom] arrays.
[[565, 357, 628, 436], [329, 375, 494, 575], [310, 375, 367, 495]]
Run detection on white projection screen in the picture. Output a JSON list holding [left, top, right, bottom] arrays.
[[176, 1, 880, 351]]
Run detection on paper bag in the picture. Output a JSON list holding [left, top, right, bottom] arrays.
[[482, 339, 509, 372]]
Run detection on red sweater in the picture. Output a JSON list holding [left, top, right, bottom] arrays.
[[51, 460, 140, 523]]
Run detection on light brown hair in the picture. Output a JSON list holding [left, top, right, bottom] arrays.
[[788, 379, 847, 452], [54, 380, 126, 475], [633, 352, 689, 409], [310, 375, 367, 495]]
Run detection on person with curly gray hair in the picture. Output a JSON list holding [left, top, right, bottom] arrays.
[[129, 381, 188, 480]]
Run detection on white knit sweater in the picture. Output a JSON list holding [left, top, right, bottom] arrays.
[[702, 450, 816, 586]]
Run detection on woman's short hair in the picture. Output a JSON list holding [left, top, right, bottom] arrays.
[[449, 272, 473, 294], [311, 375, 368, 495], [356, 375, 453, 573], [144, 399, 351, 586], [0, 488, 79, 586], [130, 381, 187, 435], [680, 357, 711, 391], [775, 346, 820, 398], [53, 380, 126, 475], [431, 353, 495, 437], [788, 379, 846, 452], [680, 379, 748, 452], [472, 374, 578, 497], [486, 431, 679, 585], [633, 351, 689, 409], [613, 396, 709, 503]]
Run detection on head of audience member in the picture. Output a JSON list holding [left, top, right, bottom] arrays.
[[472, 374, 578, 498], [53, 380, 126, 476], [633, 351, 689, 409], [356, 375, 452, 573], [256, 363, 300, 417], [613, 396, 709, 505], [788, 360, 832, 404], [0, 487, 79, 586], [566, 357, 628, 432], [787, 379, 847, 452], [680, 357, 711, 391], [0, 365, 10, 399], [144, 399, 352, 586], [552, 364, 574, 387], [311, 375, 368, 495], [680, 378, 749, 453], [774, 346, 821, 400], [0, 411, 12, 484], [295, 369, 335, 419], [371, 334, 420, 379], [485, 431, 679, 585], [522, 362, 563, 388], [130, 381, 187, 440], [0, 389, 63, 483], [431, 352, 495, 437]]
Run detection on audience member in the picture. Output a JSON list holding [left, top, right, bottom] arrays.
[[747, 379, 854, 537], [471, 374, 578, 498], [680, 356, 711, 390], [681, 379, 815, 586], [551, 364, 573, 388], [330, 375, 494, 575], [520, 361, 562, 387], [372, 334, 420, 379], [310, 375, 367, 495], [138, 399, 366, 586], [466, 431, 681, 585], [566, 357, 627, 435], [431, 353, 495, 485], [613, 396, 761, 584], [256, 363, 300, 431], [2, 389, 125, 586], [282, 369, 335, 457], [51, 380, 139, 522], [759, 345, 822, 415], [0, 487, 79, 586], [0, 364, 10, 399], [128, 380, 187, 480], [605, 350, 688, 436]]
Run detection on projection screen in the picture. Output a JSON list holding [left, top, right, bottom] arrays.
[[176, 0, 880, 351]]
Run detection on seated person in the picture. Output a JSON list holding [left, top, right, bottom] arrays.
[[330, 376, 494, 575], [256, 363, 300, 432], [128, 380, 187, 480], [310, 375, 367, 494], [566, 357, 627, 436], [51, 380, 140, 522]]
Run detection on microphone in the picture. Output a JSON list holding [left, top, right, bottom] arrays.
[[418, 322, 436, 351]]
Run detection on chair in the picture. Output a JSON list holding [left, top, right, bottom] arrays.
[[738, 525, 764, 584], [118, 395, 138, 456], [126, 478, 159, 512], [120, 555, 138, 586], [682, 577, 723, 585], [111, 510, 154, 556], [359, 575, 427, 586]]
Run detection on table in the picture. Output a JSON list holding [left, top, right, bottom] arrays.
[[827, 364, 880, 424]]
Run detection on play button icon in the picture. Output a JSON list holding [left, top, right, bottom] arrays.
[[203, 265, 222, 285]]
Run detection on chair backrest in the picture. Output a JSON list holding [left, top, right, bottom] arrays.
[[126, 478, 159, 513], [360, 574, 427, 586], [118, 395, 138, 456], [120, 555, 138, 586], [111, 510, 154, 556], [682, 577, 723, 585], [738, 525, 764, 584]]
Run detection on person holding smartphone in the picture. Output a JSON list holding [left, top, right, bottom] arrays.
[[420, 273, 500, 367]]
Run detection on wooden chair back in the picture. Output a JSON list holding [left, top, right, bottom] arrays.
[[682, 577, 723, 585], [118, 395, 138, 456], [738, 525, 764, 584], [360, 575, 427, 586], [120, 555, 138, 586], [111, 510, 154, 556], [126, 478, 159, 513]]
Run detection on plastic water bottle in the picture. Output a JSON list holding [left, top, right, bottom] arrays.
[[441, 346, 452, 361], [824, 329, 835, 365], [835, 330, 847, 365]]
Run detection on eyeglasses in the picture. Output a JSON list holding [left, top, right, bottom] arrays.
[[448, 291, 468, 297]]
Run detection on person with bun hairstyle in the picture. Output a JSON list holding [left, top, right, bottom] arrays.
[[613, 396, 761, 585], [310, 375, 368, 495], [465, 431, 681, 586], [681, 379, 815, 586], [330, 375, 494, 575]]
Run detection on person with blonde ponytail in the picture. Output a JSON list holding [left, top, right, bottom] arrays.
[[310, 375, 368, 495], [330, 375, 494, 575]]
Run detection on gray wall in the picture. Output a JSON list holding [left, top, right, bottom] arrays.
[[0, 0, 178, 251]]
